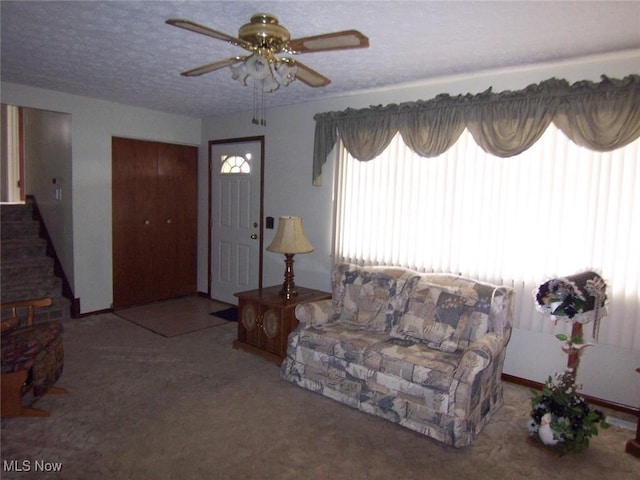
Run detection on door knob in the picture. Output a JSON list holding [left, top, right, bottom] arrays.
[[166, 219, 172, 224], [250, 234, 258, 240]]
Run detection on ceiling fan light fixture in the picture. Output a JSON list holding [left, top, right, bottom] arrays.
[[229, 54, 298, 92], [244, 53, 272, 81], [166, 13, 369, 125], [230, 62, 249, 85], [259, 71, 280, 94], [276, 60, 297, 86]]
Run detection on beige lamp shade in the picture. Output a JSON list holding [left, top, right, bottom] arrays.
[[266, 216, 314, 254]]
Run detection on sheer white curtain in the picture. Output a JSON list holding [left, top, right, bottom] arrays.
[[334, 125, 640, 349]]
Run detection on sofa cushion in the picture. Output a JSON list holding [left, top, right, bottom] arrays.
[[299, 323, 390, 364], [336, 268, 398, 333], [391, 278, 490, 352], [364, 336, 461, 392]]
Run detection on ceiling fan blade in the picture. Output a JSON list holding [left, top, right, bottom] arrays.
[[166, 18, 251, 50], [181, 57, 246, 77], [291, 60, 331, 88], [288, 30, 369, 54]]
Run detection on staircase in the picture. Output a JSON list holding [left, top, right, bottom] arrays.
[[1, 201, 71, 322]]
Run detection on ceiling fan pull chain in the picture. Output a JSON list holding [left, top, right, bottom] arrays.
[[261, 86, 267, 126], [252, 79, 259, 125]]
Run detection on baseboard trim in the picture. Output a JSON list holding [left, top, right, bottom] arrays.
[[502, 373, 638, 417], [75, 307, 114, 318], [71, 298, 81, 318]]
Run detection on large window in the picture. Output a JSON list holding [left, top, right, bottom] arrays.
[[334, 125, 639, 349]]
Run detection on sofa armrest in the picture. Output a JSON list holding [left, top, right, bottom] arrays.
[[489, 287, 515, 342], [454, 333, 505, 384], [295, 299, 337, 327]]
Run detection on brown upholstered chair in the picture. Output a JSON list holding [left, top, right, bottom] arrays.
[[1, 298, 67, 417]]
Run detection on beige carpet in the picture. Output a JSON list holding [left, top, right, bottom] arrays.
[[1, 312, 638, 479], [115, 296, 232, 337]]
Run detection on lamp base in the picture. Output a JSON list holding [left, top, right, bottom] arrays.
[[279, 253, 298, 299], [279, 282, 298, 299]]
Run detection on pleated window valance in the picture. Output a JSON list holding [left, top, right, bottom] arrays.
[[312, 75, 640, 185]]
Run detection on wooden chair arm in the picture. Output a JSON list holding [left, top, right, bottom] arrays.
[[1, 318, 20, 333], [0, 298, 53, 331]]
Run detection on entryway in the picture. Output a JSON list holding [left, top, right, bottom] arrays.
[[208, 137, 264, 305]]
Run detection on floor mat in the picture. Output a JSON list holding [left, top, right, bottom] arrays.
[[116, 296, 231, 337], [210, 307, 238, 322]]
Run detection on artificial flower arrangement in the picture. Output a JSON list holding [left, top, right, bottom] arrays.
[[528, 366, 609, 453], [529, 271, 609, 453]]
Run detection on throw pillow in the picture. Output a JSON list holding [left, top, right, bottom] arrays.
[[391, 279, 488, 352], [337, 269, 397, 333]]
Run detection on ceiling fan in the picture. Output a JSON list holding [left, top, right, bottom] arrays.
[[166, 13, 369, 91]]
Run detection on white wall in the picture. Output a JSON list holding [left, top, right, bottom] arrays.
[[0, 83, 201, 313], [22, 108, 74, 285], [201, 49, 640, 407]]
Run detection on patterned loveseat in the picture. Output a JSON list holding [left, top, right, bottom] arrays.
[[281, 263, 515, 447]]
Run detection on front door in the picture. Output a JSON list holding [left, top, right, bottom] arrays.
[[209, 138, 263, 304]]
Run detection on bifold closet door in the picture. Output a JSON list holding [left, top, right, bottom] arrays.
[[155, 142, 197, 300], [112, 137, 197, 308]]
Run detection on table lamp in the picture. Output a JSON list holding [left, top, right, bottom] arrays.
[[266, 216, 314, 298]]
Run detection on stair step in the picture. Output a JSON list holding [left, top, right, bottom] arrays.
[[2, 258, 55, 288], [1, 238, 48, 259], [1, 201, 70, 321], [0, 277, 63, 304], [0, 203, 34, 221], [2, 254, 54, 269], [1, 219, 41, 240]]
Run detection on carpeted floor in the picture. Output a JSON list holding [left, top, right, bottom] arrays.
[[1, 312, 638, 479]]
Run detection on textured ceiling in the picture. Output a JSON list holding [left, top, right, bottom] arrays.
[[2, 1, 639, 118]]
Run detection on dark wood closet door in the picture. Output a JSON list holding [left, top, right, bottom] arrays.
[[112, 137, 158, 307], [155, 142, 197, 300], [112, 137, 197, 309]]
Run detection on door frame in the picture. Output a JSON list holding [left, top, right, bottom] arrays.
[[17, 106, 26, 201], [208, 136, 265, 299]]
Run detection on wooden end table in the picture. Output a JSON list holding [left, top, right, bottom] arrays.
[[232, 285, 331, 366]]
